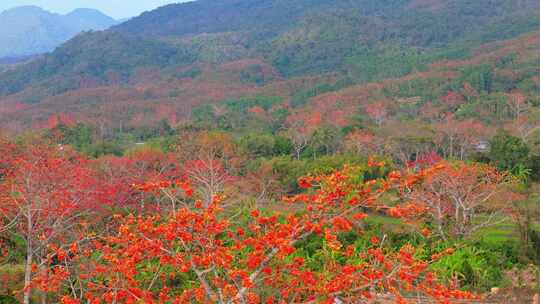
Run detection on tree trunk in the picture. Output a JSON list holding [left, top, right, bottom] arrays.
[[436, 206, 448, 242], [24, 212, 33, 304], [39, 262, 48, 304], [449, 136, 454, 159], [23, 242, 33, 304], [295, 148, 301, 160]]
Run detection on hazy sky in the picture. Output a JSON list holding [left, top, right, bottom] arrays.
[[0, 0, 191, 19]]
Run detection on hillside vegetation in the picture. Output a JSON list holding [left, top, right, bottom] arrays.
[[2, 0, 540, 96]]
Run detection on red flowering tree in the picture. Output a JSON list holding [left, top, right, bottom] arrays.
[[45, 113, 76, 129], [440, 91, 466, 111], [344, 130, 385, 156], [365, 102, 389, 127], [401, 161, 521, 241], [182, 159, 235, 208], [176, 131, 242, 207], [406, 151, 442, 170], [0, 142, 102, 304], [285, 112, 322, 160], [94, 148, 179, 209], [50, 163, 476, 303], [434, 116, 490, 160], [507, 92, 528, 122]]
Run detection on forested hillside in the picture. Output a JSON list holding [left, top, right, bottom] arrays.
[[2, 0, 540, 97]]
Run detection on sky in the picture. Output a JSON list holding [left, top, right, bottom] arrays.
[[0, 0, 191, 19]]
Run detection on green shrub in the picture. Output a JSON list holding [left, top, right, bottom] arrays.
[[430, 246, 506, 290], [489, 130, 530, 172], [0, 295, 18, 303], [0, 265, 24, 300]]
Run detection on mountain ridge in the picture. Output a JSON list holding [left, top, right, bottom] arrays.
[[2, 0, 540, 106]]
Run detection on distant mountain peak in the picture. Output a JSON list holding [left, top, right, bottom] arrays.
[[66, 8, 111, 18], [1, 5, 50, 16], [0, 5, 118, 58], [1, 6, 111, 18], [63, 8, 117, 28], [3, 5, 45, 12]]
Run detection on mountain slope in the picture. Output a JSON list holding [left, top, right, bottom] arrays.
[[2, 26, 540, 135], [113, 0, 540, 45], [0, 6, 117, 58], [2, 0, 540, 97]]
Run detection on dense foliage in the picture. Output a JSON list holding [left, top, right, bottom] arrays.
[[0, 138, 505, 303]]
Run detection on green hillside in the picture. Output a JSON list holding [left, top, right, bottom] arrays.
[[2, 0, 540, 97]]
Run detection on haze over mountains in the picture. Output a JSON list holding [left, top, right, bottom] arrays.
[[0, 5, 118, 58]]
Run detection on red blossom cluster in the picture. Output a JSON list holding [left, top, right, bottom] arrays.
[[41, 163, 479, 303]]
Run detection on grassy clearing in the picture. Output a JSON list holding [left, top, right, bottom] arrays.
[[365, 214, 405, 226], [368, 212, 521, 245], [474, 221, 519, 244]]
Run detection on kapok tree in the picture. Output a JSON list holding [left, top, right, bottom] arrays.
[[182, 159, 235, 208], [284, 112, 322, 160], [175, 131, 241, 207], [507, 92, 528, 123], [365, 101, 389, 127], [434, 115, 490, 161], [400, 161, 520, 241], [94, 148, 179, 209], [53, 163, 476, 303], [0, 142, 101, 304], [344, 130, 385, 156], [509, 114, 540, 142]]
